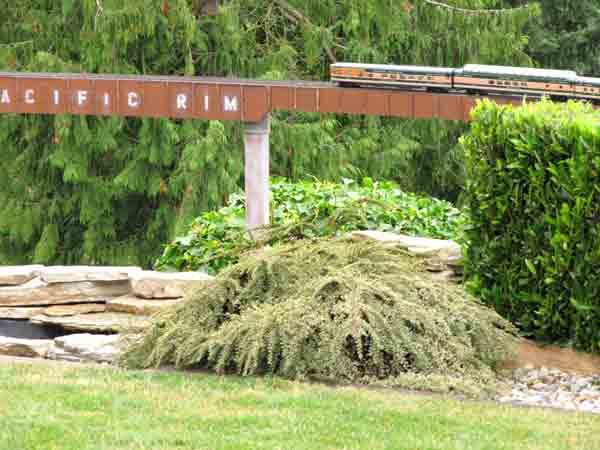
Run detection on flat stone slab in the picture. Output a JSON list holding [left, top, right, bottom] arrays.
[[0, 265, 44, 286], [350, 231, 462, 259], [129, 271, 213, 299], [429, 270, 462, 283], [107, 295, 183, 315], [0, 306, 46, 320], [43, 303, 106, 317], [0, 280, 130, 307], [30, 312, 148, 333], [0, 336, 53, 358], [40, 266, 142, 283], [49, 334, 121, 363]]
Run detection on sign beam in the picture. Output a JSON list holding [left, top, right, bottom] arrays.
[[3, 71, 597, 233]]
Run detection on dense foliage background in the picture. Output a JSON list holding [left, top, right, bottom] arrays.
[[463, 99, 600, 353], [0, 0, 539, 266], [511, 0, 600, 75]]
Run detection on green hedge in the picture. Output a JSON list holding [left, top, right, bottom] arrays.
[[462, 99, 600, 352]]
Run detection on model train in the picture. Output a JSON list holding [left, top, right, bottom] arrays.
[[330, 63, 600, 103]]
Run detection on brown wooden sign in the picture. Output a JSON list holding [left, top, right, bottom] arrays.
[[2, 71, 596, 232], [0, 71, 578, 122]]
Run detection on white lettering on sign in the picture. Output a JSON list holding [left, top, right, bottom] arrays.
[[176, 94, 188, 110], [0, 89, 10, 104], [204, 95, 209, 112], [25, 89, 35, 104], [103, 93, 110, 107], [53, 90, 60, 105], [128, 92, 140, 108], [223, 96, 238, 112], [77, 90, 88, 106]]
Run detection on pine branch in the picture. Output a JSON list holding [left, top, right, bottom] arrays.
[[423, 0, 530, 15], [94, 0, 104, 30], [273, 0, 337, 63]]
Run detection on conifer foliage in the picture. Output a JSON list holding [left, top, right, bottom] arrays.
[[0, 0, 537, 266], [122, 238, 517, 394]]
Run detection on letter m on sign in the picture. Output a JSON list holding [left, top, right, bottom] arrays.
[[223, 96, 238, 112]]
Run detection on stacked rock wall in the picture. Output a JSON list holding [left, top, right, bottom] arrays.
[[0, 266, 214, 361]]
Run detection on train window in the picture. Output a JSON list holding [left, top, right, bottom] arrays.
[[489, 80, 495, 84]]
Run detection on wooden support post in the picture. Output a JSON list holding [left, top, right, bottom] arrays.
[[244, 115, 270, 231]]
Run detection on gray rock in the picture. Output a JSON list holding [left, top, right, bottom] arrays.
[[349, 231, 462, 259], [40, 266, 142, 284], [0, 306, 46, 320], [30, 312, 148, 333], [106, 295, 183, 315], [0, 265, 44, 286], [47, 346, 82, 362], [0, 336, 53, 358], [129, 271, 213, 299], [498, 367, 600, 414], [42, 303, 106, 317], [0, 280, 130, 307], [50, 333, 121, 364]]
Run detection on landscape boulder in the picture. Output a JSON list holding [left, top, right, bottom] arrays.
[[39, 266, 142, 283], [129, 271, 213, 299], [107, 295, 183, 316], [0, 279, 130, 307], [30, 312, 148, 333], [0, 265, 44, 286], [0, 307, 46, 320], [350, 231, 462, 259], [0, 336, 53, 358], [42, 304, 106, 317], [49, 334, 121, 363]]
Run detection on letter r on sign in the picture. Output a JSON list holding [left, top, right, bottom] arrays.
[[176, 94, 188, 110]]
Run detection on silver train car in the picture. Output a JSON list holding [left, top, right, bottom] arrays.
[[330, 63, 600, 103]]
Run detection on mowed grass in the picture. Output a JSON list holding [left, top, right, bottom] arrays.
[[0, 362, 599, 450]]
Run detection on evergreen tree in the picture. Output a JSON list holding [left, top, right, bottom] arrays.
[[0, 0, 538, 266], [509, 0, 600, 75]]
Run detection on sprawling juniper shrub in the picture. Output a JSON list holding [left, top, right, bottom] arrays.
[[122, 238, 516, 396]]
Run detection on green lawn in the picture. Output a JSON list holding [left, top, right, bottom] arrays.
[[0, 361, 599, 450]]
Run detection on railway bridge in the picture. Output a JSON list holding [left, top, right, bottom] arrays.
[[0, 71, 582, 229]]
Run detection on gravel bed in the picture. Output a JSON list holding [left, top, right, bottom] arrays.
[[497, 367, 600, 414]]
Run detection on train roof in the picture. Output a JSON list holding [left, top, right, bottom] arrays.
[[463, 64, 576, 81], [577, 76, 600, 86], [331, 63, 454, 75]]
